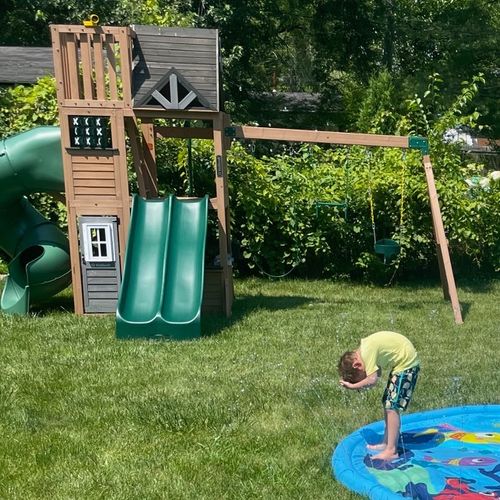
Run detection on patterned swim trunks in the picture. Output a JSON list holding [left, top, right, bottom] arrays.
[[382, 365, 420, 412]]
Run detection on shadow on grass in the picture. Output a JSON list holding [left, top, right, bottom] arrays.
[[389, 276, 498, 294], [460, 301, 472, 321], [394, 276, 499, 321], [0, 279, 75, 317], [29, 288, 75, 316], [348, 276, 498, 321], [11, 275, 498, 329], [453, 276, 499, 294], [202, 294, 315, 338], [24, 283, 312, 337], [392, 298, 473, 322]]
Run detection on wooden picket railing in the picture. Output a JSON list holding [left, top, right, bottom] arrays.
[[51, 25, 134, 110]]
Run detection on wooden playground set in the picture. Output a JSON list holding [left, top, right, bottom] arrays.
[[0, 20, 463, 336]]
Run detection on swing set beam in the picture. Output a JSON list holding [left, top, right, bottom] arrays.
[[225, 123, 463, 325], [225, 125, 409, 148]]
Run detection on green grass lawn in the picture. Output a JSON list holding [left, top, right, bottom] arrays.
[[0, 277, 499, 499]]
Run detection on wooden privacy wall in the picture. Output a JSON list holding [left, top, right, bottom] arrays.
[[51, 25, 134, 314]]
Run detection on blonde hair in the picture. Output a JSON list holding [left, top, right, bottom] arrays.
[[338, 351, 365, 383]]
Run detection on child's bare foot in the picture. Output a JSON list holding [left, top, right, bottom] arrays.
[[372, 449, 399, 461], [367, 443, 386, 450]]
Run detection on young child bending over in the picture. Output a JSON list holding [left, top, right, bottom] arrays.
[[338, 331, 420, 461]]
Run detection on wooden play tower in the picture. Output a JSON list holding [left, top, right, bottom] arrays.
[[51, 23, 233, 317], [50, 21, 462, 325]]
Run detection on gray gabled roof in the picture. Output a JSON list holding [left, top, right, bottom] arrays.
[[132, 25, 220, 111]]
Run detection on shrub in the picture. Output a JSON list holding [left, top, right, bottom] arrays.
[[227, 74, 499, 279], [0, 76, 59, 135], [1, 73, 497, 280]]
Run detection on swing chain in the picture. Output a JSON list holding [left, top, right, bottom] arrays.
[[386, 151, 408, 285], [398, 151, 406, 235], [366, 150, 378, 246]]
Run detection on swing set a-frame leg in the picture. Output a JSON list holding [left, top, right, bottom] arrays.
[[422, 154, 463, 324]]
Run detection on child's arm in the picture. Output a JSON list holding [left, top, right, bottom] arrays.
[[340, 369, 380, 390]]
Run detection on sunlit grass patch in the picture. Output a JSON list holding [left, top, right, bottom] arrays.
[[0, 276, 498, 498]]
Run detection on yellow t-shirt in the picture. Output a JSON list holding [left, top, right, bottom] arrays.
[[359, 331, 420, 376]]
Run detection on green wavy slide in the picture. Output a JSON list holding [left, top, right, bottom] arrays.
[[116, 194, 208, 340], [0, 126, 71, 315]]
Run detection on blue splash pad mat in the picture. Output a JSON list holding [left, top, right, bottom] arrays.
[[332, 405, 500, 499]]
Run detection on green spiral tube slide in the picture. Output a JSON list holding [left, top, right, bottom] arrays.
[[0, 127, 71, 315]]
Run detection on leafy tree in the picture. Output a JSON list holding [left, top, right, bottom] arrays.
[[1, 0, 498, 132], [383, 0, 500, 135], [311, 0, 380, 79], [197, 0, 323, 124], [0, 76, 65, 231], [0, 0, 194, 46], [226, 73, 499, 279], [1, 1, 498, 276], [0, 76, 58, 135], [115, 0, 195, 26], [195, 0, 499, 133]]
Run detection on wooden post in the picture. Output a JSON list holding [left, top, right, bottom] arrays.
[[222, 113, 235, 306], [141, 120, 158, 198], [422, 155, 463, 324], [124, 118, 148, 198], [213, 112, 233, 316], [110, 109, 131, 271], [123, 118, 159, 199], [58, 108, 84, 314]]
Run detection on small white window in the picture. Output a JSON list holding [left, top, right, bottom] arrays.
[[82, 222, 115, 262]]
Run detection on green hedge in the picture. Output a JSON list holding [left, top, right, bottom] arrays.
[[1, 73, 498, 281], [227, 141, 499, 281]]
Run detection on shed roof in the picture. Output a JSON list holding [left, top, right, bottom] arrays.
[[0, 46, 53, 84]]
